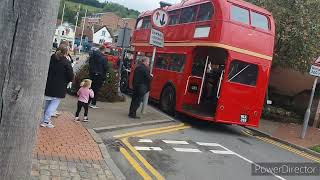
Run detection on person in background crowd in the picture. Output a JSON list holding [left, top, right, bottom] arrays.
[[75, 79, 94, 122], [52, 42, 74, 117], [128, 56, 153, 119], [88, 45, 108, 108], [41, 44, 74, 128]]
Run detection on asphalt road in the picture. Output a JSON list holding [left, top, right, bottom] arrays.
[[98, 115, 320, 180]]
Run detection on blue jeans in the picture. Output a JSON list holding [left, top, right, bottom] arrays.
[[43, 97, 61, 123]]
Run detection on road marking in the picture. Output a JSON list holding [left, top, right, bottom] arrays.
[[122, 138, 165, 180], [196, 142, 222, 147], [257, 136, 320, 163], [135, 146, 163, 151], [218, 145, 286, 180], [114, 123, 186, 138], [138, 125, 191, 137], [119, 148, 152, 180], [173, 148, 202, 153], [138, 139, 153, 143], [210, 150, 235, 155], [162, 140, 189, 145]]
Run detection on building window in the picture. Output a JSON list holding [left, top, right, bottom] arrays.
[[141, 16, 151, 29], [197, 3, 214, 21], [168, 10, 180, 25], [228, 60, 258, 86], [102, 30, 106, 36], [251, 12, 269, 30], [231, 5, 250, 25], [99, 39, 105, 44], [180, 6, 198, 24]]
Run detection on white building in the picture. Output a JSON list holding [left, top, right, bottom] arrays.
[[53, 22, 76, 48], [93, 26, 113, 45]]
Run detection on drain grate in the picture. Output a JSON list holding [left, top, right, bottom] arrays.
[[103, 138, 125, 151]]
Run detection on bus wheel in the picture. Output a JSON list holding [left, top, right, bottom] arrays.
[[160, 86, 176, 115]]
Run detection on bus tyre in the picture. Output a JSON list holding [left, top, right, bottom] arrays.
[[160, 86, 176, 115]]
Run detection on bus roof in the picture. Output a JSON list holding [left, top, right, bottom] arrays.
[[138, 0, 272, 18]]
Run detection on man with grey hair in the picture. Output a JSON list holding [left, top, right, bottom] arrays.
[[129, 56, 153, 119]]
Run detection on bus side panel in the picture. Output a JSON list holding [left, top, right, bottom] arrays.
[[215, 53, 270, 127]]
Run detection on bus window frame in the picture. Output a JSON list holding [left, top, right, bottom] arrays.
[[179, 5, 199, 24], [140, 16, 152, 29], [229, 3, 272, 33], [250, 10, 271, 31], [168, 2, 215, 27], [226, 59, 259, 88], [196, 2, 214, 22], [168, 9, 181, 25], [154, 53, 187, 74]]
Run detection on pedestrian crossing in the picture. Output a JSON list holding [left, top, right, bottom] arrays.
[[132, 138, 236, 155]]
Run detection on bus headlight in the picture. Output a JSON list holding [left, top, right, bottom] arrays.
[[240, 115, 248, 123]]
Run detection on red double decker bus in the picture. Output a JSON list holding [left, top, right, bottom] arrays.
[[129, 0, 275, 127]]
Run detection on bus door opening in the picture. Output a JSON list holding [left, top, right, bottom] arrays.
[[182, 47, 228, 118]]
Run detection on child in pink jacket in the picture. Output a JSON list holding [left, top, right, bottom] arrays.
[[75, 79, 94, 122]]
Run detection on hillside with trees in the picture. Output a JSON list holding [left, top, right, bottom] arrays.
[[58, 0, 140, 25]]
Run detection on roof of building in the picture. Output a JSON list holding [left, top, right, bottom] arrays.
[[75, 26, 93, 41], [93, 25, 113, 36]]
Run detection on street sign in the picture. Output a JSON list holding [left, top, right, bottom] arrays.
[[152, 9, 169, 28], [117, 27, 132, 48], [149, 28, 164, 48], [309, 65, 320, 77]]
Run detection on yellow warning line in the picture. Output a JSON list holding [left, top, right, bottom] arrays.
[[119, 148, 152, 180], [114, 123, 186, 138], [257, 136, 320, 163], [138, 125, 191, 137], [116, 123, 191, 180], [241, 129, 320, 163], [122, 137, 165, 180]]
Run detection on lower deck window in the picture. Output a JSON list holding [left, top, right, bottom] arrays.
[[228, 60, 258, 86]]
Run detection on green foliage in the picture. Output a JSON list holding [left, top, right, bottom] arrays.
[[247, 0, 320, 72], [262, 105, 303, 124], [58, 0, 139, 25], [103, 2, 140, 18], [310, 145, 320, 153], [71, 63, 125, 102], [58, 0, 102, 25]]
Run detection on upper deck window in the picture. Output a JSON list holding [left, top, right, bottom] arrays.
[[231, 5, 249, 25], [251, 12, 269, 30], [141, 16, 151, 29], [197, 3, 214, 21], [136, 18, 143, 29], [180, 6, 198, 24], [169, 10, 180, 25]]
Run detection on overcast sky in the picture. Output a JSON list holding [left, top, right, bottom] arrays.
[[99, 0, 181, 12]]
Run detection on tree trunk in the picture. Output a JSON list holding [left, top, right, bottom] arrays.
[[0, 0, 60, 179]]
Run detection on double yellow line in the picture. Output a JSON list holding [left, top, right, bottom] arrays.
[[242, 130, 320, 163], [116, 123, 191, 180]]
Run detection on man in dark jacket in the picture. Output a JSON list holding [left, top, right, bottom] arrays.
[[129, 56, 153, 119], [41, 45, 74, 128], [89, 45, 108, 108]]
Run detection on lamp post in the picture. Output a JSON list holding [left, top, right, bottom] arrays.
[[118, 19, 128, 94]]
